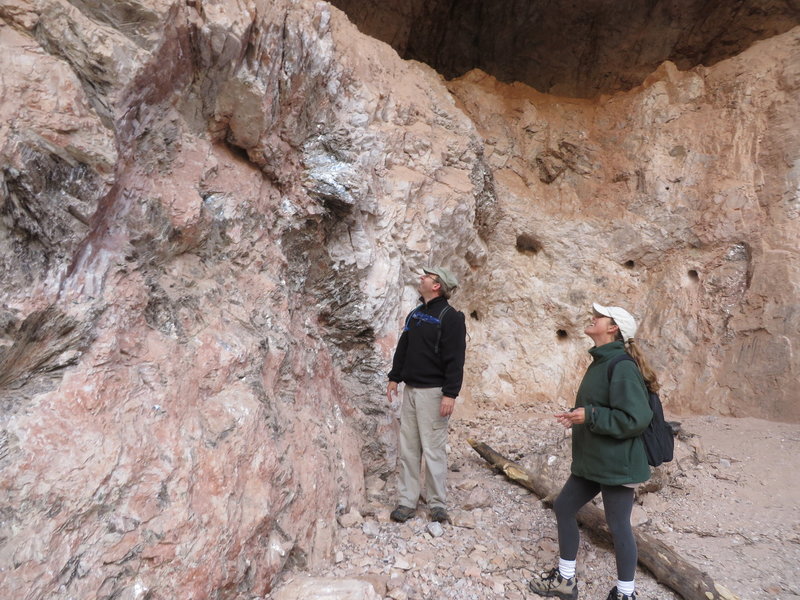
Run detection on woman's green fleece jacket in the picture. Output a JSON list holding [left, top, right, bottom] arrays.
[[571, 341, 653, 485]]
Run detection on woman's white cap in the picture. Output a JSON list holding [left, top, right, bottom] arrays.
[[592, 302, 637, 342]]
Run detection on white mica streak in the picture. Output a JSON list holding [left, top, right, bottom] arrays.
[[60, 244, 115, 302], [133, 580, 149, 599]]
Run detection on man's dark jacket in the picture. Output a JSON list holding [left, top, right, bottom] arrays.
[[388, 296, 466, 398]]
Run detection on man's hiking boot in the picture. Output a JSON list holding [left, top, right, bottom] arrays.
[[606, 586, 637, 600], [430, 507, 450, 523], [528, 567, 578, 599], [389, 506, 415, 522]]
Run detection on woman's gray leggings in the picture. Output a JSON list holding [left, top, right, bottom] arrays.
[[553, 474, 637, 580]]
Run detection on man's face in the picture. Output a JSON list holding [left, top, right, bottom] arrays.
[[418, 272, 441, 296]]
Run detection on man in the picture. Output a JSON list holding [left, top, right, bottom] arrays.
[[386, 266, 467, 524]]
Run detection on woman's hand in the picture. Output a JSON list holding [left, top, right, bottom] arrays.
[[555, 407, 585, 427]]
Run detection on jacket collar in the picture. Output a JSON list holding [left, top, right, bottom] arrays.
[[589, 340, 626, 361], [419, 295, 447, 309]]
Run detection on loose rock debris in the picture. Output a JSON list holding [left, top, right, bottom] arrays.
[[269, 410, 800, 600]]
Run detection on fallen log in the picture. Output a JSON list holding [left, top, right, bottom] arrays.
[[467, 438, 738, 600]]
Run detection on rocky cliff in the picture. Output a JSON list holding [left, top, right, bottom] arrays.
[[0, 0, 797, 597]]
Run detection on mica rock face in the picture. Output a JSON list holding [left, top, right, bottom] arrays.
[[0, 0, 484, 597], [0, 0, 798, 598]]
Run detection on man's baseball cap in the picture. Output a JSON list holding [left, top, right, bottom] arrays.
[[592, 302, 637, 342], [423, 266, 459, 293]]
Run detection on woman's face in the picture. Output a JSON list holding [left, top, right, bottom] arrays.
[[584, 312, 616, 339]]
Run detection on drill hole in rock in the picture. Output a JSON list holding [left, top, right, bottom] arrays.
[[516, 234, 543, 255]]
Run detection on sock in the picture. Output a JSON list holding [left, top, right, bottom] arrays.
[[616, 580, 635, 597], [558, 558, 576, 580]]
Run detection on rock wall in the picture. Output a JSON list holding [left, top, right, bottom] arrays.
[[0, 0, 486, 597], [449, 31, 800, 420], [0, 0, 797, 597]]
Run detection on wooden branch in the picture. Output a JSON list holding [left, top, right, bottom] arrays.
[[467, 438, 739, 600]]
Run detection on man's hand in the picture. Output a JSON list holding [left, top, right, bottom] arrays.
[[440, 396, 455, 417], [387, 381, 398, 403]]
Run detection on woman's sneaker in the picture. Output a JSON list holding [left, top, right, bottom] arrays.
[[606, 586, 637, 600], [528, 567, 578, 599]]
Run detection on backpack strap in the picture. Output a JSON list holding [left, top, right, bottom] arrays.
[[434, 305, 452, 354], [402, 304, 424, 332], [606, 354, 637, 381], [607, 354, 652, 395]]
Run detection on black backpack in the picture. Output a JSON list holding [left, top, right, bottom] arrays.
[[607, 354, 674, 467]]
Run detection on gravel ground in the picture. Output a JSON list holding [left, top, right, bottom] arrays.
[[269, 406, 800, 600]]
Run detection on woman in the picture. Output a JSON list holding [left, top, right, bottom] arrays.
[[529, 303, 658, 600]]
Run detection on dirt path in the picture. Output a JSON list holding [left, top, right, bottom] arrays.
[[270, 409, 800, 599]]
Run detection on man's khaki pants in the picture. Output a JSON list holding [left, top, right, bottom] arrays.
[[397, 385, 449, 510]]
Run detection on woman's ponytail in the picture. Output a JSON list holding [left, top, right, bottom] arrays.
[[625, 339, 660, 393]]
